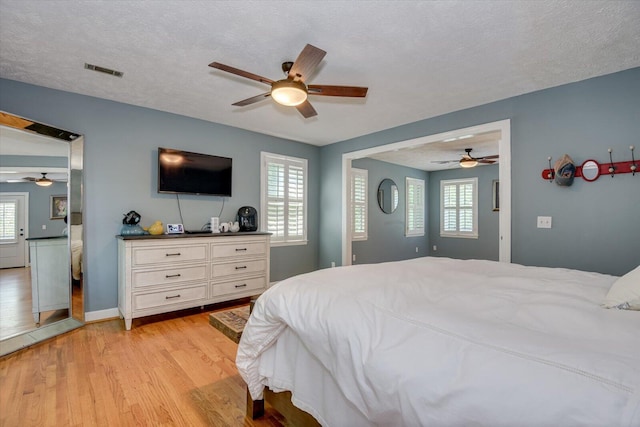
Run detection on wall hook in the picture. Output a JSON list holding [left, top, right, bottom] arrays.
[[631, 145, 637, 176], [547, 156, 554, 182], [608, 148, 616, 177]]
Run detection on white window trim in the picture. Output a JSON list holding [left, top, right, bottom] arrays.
[[260, 152, 308, 246], [405, 177, 425, 237], [440, 177, 478, 239], [350, 168, 368, 241]]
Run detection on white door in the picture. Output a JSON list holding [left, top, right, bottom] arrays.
[[0, 192, 28, 268]]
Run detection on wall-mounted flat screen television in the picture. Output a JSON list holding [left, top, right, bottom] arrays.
[[158, 147, 232, 196]]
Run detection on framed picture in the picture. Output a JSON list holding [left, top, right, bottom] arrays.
[[50, 195, 67, 220], [492, 180, 500, 212]]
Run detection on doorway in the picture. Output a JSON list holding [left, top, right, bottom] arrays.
[[0, 192, 29, 268], [341, 119, 511, 266]]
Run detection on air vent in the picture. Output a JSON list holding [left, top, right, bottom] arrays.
[[84, 63, 123, 78]]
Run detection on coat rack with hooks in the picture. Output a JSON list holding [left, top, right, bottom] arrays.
[[541, 146, 637, 182]]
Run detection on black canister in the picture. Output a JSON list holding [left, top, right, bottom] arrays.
[[237, 206, 258, 231]]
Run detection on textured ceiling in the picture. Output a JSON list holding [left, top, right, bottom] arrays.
[[1, 1, 639, 148]]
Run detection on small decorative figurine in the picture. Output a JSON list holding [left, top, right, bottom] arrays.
[[146, 221, 164, 235]]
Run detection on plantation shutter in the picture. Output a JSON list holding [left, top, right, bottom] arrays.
[[0, 200, 18, 243], [262, 152, 308, 245], [351, 168, 368, 240], [405, 177, 425, 237], [440, 178, 478, 238]]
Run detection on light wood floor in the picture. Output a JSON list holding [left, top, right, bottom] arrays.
[[0, 267, 83, 340], [0, 305, 288, 426]]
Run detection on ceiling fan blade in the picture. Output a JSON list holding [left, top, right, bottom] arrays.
[[209, 62, 274, 85], [308, 85, 368, 97], [430, 160, 458, 164], [232, 92, 271, 106], [478, 159, 497, 164], [295, 100, 317, 118], [478, 154, 499, 160], [288, 44, 326, 82]]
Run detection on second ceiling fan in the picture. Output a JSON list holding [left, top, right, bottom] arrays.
[[432, 148, 499, 168], [209, 44, 368, 118]]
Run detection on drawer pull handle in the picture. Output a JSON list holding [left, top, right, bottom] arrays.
[[165, 252, 181, 257], [235, 266, 247, 270], [235, 248, 247, 252], [235, 284, 247, 289], [165, 294, 181, 299], [165, 274, 181, 278]]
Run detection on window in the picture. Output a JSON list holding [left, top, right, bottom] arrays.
[[405, 177, 425, 237], [350, 168, 368, 240], [440, 178, 478, 238], [0, 199, 18, 243], [261, 152, 308, 246]]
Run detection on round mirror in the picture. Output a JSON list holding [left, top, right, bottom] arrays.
[[377, 178, 399, 214], [581, 159, 600, 182]]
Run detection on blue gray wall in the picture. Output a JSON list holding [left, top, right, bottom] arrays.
[[1, 79, 320, 313], [351, 158, 429, 264], [428, 164, 499, 261], [320, 67, 640, 276]]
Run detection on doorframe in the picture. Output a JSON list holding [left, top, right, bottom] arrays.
[[0, 191, 30, 267], [341, 119, 511, 266]]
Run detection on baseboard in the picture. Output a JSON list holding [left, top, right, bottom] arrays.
[[84, 307, 120, 323]]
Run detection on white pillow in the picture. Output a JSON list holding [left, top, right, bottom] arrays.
[[602, 265, 640, 310]]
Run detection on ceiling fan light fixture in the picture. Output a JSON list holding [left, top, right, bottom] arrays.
[[459, 159, 478, 168], [35, 172, 54, 186], [271, 80, 308, 106], [35, 178, 53, 187]]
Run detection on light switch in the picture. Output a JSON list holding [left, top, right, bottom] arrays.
[[537, 216, 552, 229]]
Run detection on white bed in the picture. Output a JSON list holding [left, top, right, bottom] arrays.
[[70, 224, 83, 281], [237, 257, 640, 426]]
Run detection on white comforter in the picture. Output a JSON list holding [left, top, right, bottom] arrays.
[[237, 257, 640, 426]]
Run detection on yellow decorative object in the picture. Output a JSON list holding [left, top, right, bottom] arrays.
[[147, 221, 164, 235]]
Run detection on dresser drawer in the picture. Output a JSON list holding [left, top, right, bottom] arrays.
[[132, 265, 207, 289], [211, 259, 266, 279], [133, 244, 207, 266], [211, 276, 266, 297], [133, 285, 207, 311], [211, 241, 266, 259]]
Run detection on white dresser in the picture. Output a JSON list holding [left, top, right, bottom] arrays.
[[28, 236, 70, 323], [117, 233, 270, 330]]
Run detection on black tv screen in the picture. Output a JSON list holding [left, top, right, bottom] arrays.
[[158, 147, 232, 196]]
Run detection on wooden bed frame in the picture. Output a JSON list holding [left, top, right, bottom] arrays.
[[247, 388, 321, 426]]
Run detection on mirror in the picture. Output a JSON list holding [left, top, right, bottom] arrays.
[[377, 178, 399, 214], [0, 111, 84, 356], [581, 159, 600, 182]]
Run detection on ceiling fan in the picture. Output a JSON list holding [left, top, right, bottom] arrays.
[[22, 172, 61, 187], [432, 148, 499, 168], [209, 44, 368, 118]]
